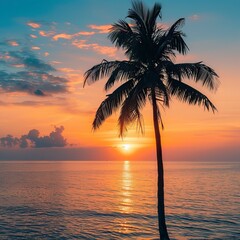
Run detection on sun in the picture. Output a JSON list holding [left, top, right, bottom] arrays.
[[117, 141, 138, 155], [122, 144, 131, 151], [119, 143, 133, 154]]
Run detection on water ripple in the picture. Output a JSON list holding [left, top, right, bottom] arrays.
[[0, 161, 239, 239]]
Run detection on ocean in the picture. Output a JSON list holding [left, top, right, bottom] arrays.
[[0, 160, 239, 240]]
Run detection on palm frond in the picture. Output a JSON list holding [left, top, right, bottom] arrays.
[[128, 1, 147, 35], [84, 60, 124, 87], [108, 20, 145, 62], [93, 79, 135, 130], [118, 80, 149, 136], [147, 78, 170, 108], [108, 20, 134, 48], [166, 62, 219, 90], [167, 18, 186, 34], [169, 31, 188, 55], [168, 78, 217, 112], [147, 3, 162, 27], [155, 18, 188, 58], [104, 61, 144, 91], [156, 79, 170, 107]]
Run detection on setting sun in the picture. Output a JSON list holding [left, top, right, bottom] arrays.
[[123, 144, 130, 151], [120, 144, 133, 154]]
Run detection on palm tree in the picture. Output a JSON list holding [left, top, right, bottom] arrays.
[[84, 1, 218, 239]]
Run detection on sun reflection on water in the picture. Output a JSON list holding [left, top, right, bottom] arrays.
[[120, 160, 133, 213], [117, 160, 134, 234]]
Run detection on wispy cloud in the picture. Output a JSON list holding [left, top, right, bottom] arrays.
[[88, 24, 111, 33], [157, 22, 170, 29], [71, 39, 91, 48], [27, 20, 56, 29], [59, 67, 76, 73], [51, 60, 62, 65], [30, 34, 38, 39], [26, 21, 116, 58], [31, 46, 40, 50], [188, 14, 200, 21], [27, 21, 41, 28], [0, 40, 20, 47], [11, 64, 24, 68], [78, 31, 96, 36], [52, 31, 95, 41], [7, 40, 19, 47], [52, 33, 73, 41], [93, 45, 117, 57], [39, 30, 55, 37], [72, 40, 116, 57]]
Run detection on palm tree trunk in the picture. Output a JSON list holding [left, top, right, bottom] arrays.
[[152, 90, 170, 240]]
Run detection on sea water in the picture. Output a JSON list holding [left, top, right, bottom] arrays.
[[0, 161, 239, 239]]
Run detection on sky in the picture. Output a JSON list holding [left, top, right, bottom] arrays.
[[0, 0, 239, 161]]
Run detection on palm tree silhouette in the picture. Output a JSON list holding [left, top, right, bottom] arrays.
[[84, 1, 218, 239]]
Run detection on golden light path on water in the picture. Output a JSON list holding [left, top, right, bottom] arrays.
[[121, 161, 132, 213], [119, 160, 133, 234]]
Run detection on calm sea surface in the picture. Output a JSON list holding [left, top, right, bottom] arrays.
[[0, 161, 239, 240]]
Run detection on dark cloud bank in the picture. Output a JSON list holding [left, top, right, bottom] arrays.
[[0, 48, 68, 96], [0, 126, 67, 148]]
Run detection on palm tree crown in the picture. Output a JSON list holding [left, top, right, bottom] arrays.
[[84, 1, 218, 136]]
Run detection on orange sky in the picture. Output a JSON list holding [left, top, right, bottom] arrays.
[[0, 0, 239, 161]]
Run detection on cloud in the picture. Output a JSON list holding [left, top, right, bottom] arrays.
[[34, 89, 45, 96], [59, 67, 75, 73], [0, 70, 68, 96], [157, 23, 170, 29], [11, 64, 24, 68], [0, 40, 20, 47], [27, 20, 56, 31], [52, 31, 95, 41], [30, 34, 38, 39], [6, 49, 55, 72], [52, 33, 73, 41], [0, 100, 50, 107], [0, 126, 67, 148], [39, 30, 55, 37], [78, 31, 95, 36], [27, 21, 41, 28], [72, 40, 117, 57], [51, 60, 61, 65], [188, 14, 200, 21], [88, 24, 111, 33], [93, 45, 117, 57], [31, 46, 40, 50], [0, 135, 19, 148], [71, 39, 89, 48], [7, 40, 19, 47], [0, 49, 69, 96]]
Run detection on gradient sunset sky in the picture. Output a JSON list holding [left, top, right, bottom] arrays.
[[0, 0, 239, 161]]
